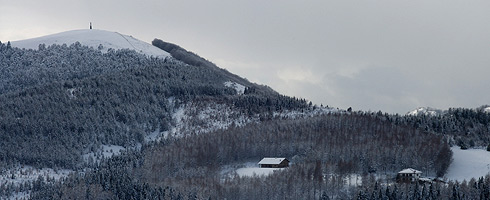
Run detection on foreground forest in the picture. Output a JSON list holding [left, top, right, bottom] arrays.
[[0, 39, 489, 199], [24, 113, 489, 199], [21, 113, 453, 199]]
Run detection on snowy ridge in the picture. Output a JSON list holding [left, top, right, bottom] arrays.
[[11, 29, 171, 58], [273, 106, 340, 119], [406, 107, 443, 116], [408, 106, 490, 116]]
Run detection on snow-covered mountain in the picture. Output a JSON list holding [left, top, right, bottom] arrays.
[[11, 29, 170, 58], [406, 107, 444, 116]]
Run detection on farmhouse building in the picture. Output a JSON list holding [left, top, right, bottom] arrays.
[[397, 168, 422, 182], [258, 158, 289, 168]]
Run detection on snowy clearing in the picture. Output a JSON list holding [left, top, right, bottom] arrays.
[[236, 167, 282, 177], [221, 162, 283, 177], [445, 147, 490, 181], [11, 29, 171, 58], [224, 81, 246, 95]]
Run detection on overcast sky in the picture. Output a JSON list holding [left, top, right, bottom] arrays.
[[1, 0, 489, 114]]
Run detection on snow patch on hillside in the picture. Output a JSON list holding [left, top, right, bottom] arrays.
[[82, 144, 126, 164], [145, 129, 163, 143], [0, 165, 73, 198], [0, 166, 72, 186], [168, 102, 260, 138], [66, 88, 82, 99], [11, 29, 171, 58], [445, 147, 490, 181], [144, 99, 261, 142], [224, 81, 246, 95], [8, 191, 30, 199]]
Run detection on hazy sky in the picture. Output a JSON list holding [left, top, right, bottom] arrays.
[[1, 0, 489, 114]]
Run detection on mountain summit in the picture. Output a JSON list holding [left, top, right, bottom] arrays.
[[11, 29, 170, 58]]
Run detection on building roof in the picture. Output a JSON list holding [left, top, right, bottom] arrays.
[[258, 158, 288, 165], [398, 168, 422, 174]]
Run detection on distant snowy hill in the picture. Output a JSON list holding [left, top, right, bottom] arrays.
[[484, 106, 490, 113], [406, 107, 444, 116], [11, 29, 170, 58], [407, 106, 490, 116]]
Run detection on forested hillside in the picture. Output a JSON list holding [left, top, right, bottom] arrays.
[[0, 41, 308, 171], [391, 107, 490, 147], [25, 113, 455, 199], [0, 36, 488, 199], [0, 42, 146, 94]]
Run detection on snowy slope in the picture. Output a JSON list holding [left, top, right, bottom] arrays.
[[11, 29, 170, 58], [445, 147, 490, 181]]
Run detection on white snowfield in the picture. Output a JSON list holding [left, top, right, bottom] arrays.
[[446, 147, 490, 181], [11, 29, 171, 58]]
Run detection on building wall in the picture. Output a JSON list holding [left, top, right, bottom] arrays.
[[397, 173, 421, 182]]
